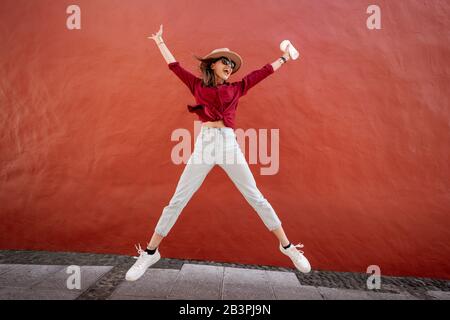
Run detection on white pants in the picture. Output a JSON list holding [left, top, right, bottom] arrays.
[[155, 126, 282, 237]]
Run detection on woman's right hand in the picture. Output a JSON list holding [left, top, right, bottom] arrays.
[[148, 24, 164, 43], [148, 24, 176, 63]]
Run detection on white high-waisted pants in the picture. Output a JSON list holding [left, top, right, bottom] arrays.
[[154, 126, 282, 237]]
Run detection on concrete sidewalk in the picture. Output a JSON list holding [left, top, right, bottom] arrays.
[[0, 250, 448, 300], [109, 263, 423, 300]]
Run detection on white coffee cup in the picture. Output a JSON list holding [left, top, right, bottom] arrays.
[[280, 40, 300, 60]]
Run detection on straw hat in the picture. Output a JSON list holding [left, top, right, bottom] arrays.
[[201, 48, 243, 74]]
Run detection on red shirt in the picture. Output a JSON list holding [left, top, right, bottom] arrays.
[[168, 61, 275, 129]]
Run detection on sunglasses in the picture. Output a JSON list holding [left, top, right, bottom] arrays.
[[218, 57, 236, 70]]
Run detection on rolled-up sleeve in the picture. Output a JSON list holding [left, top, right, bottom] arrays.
[[168, 62, 201, 95], [235, 64, 275, 97]]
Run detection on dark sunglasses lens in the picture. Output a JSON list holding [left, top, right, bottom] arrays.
[[221, 57, 235, 69]]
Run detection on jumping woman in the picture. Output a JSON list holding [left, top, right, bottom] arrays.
[[126, 25, 311, 281]]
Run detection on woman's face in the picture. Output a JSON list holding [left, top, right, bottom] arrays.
[[211, 57, 235, 83]]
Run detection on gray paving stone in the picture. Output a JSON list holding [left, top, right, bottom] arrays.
[[112, 268, 179, 299], [274, 285, 324, 300], [168, 264, 224, 300], [33, 266, 113, 291], [109, 294, 163, 300], [264, 270, 322, 300], [222, 267, 275, 300], [2, 251, 448, 301], [0, 264, 65, 288], [265, 270, 300, 287], [223, 285, 276, 300], [0, 265, 16, 276], [366, 291, 418, 300], [224, 267, 270, 286], [427, 290, 450, 300], [369, 291, 419, 300], [318, 287, 373, 300], [0, 286, 80, 300]]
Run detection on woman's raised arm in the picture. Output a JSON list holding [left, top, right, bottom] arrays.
[[148, 24, 176, 64], [271, 44, 291, 72]]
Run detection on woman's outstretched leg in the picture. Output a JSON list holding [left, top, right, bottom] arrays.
[[219, 136, 311, 273], [126, 157, 214, 281], [126, 130, 215, 281]]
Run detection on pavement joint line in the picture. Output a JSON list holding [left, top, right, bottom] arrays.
[[219, 265, 225, 300], [267, 270, 280, 300], [1, 249, 449, 300], [317, 287, 326, 300], [165, 264, 183, 300]]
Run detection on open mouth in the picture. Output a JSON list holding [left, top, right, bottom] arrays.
[[223, 69, 231, 76]]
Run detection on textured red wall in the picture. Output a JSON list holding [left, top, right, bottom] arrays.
[[1, 0, 449, 279]]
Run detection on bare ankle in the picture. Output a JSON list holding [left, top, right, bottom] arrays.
[[281, 241, 290, 247]]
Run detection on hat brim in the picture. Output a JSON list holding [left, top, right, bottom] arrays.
[[202, 50, 243, 74]]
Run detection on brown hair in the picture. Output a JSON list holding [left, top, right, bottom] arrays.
[[194, 55, 222, 87]]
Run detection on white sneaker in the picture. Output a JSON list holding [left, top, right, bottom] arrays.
[[125, 244, 161, 281], [279, 243, 311, 273]]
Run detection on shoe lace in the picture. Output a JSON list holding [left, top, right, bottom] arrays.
[[132, 243, 149, 269], [135, 243, 145, 256], [292, 243, 305, 255]]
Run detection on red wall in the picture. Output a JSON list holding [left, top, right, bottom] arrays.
[[1, 0, 449, 279]]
